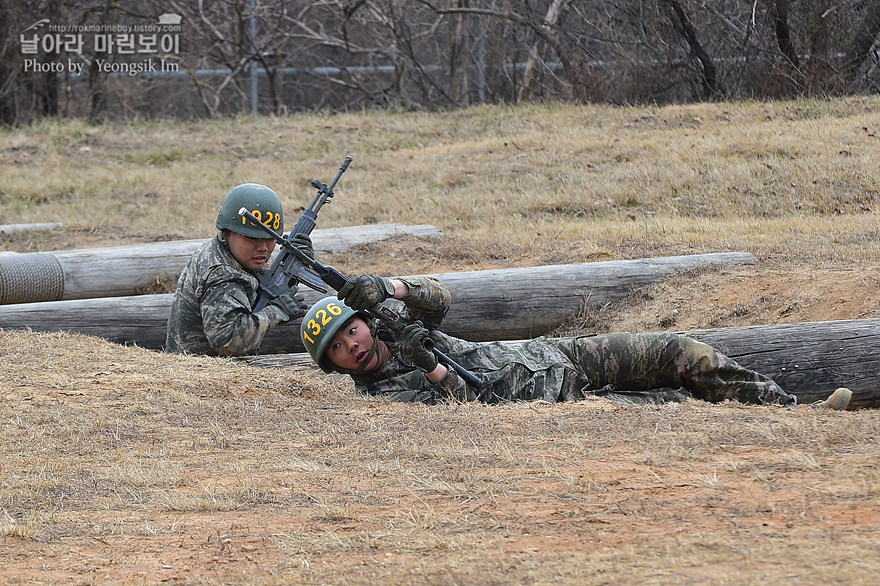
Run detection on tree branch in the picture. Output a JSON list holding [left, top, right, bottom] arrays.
[[660, 0, 721, 99]]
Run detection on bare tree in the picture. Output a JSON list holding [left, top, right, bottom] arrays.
[[517, 0, 570, 101], [1, 2, 67, 124], [660, 0, 722, 99], [166, 0, 256, 116], [772, 0, 800, 70], [844, 0, 880, 86], [2, 0, 880, 122], [0, 2, 25, 125]]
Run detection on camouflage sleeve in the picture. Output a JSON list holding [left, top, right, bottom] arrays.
[[355, 363, 476, 404], [396, 276, 451, 330], [353, 367, 435, 403], [200, 268, 287, 356]]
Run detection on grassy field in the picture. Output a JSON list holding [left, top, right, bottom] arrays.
[[1, 98, 879, 584]]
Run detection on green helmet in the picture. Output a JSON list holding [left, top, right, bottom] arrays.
[[216, 183, 284, 238], [301, 297, 360, 372]]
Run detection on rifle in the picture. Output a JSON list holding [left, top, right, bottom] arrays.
[[238, 207, 486, 390], [252, 156, 352, 311]]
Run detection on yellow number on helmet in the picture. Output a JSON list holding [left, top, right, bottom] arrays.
[[246, 209, 263, 226], [300, 297, 360, 373]]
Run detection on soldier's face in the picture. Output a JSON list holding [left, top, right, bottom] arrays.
[[326, 317, 382, 372], [226, 231, 276, 272]]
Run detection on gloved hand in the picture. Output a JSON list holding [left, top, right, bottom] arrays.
[[336, 274, 395, 310], [289, 232, 314, 260], [398, 322, 438, 372], [269, 289, 307, 322]]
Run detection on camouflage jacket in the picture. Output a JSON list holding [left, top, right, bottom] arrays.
[[352, 277, 791, 407], [351, 276, 582, 404], [165, 234, 290, 356]]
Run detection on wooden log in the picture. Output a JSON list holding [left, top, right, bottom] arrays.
[[0, 224, 442, 304], [0, 222, 64, 234], [679, 321, 879, 408], [0, 253, 756, 351], [241, 319, 880, 408], [436, 253, 758, 341]]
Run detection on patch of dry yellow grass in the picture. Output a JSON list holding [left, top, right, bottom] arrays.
[[2, 97, 878, 270], [1, 329, 879, 584], [2, 98, 880, 583]]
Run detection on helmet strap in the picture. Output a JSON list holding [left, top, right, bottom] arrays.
[[333, 328, 387, 376], [350, 335, 381, 375]]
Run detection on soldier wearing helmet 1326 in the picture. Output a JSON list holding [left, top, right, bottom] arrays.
[[165, 183, 313, 356], [301, 274, 852, 410]]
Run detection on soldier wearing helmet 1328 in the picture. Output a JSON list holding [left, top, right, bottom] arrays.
[[165, 183, 313, 356], [301, 274, 852, 410]]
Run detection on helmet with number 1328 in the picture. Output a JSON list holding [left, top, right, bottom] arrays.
[[216, 183, 284, 238]]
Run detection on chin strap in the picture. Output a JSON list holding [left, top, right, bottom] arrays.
[[333, 333, 381, 377], [351, 335, 380, 375]]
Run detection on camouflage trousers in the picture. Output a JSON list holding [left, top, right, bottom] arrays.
[[557, 332, 796, 406]]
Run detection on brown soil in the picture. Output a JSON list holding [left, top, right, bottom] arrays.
[[560, 262, 880, 334], [1, 251, 879, 585]]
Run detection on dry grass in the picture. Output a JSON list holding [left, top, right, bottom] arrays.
[[1, 97, 880, 583], [2, 97, 880, 270], [1, 330, 878, 584]]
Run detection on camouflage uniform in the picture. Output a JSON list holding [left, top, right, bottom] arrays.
[[165, 234, 290, 356], [352, 276, 796, 407]]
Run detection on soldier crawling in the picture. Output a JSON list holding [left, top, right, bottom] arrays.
[[300, 274, 852, 410], [166, 183, 313, 356]]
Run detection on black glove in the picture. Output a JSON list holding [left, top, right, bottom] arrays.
[[269, 289, 307, 321], [289, 232, 314, 260], [398, 322, 438, 372], [336, 274, 394, 311]]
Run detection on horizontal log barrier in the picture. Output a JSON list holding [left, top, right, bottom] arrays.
[[0, 223, 442, 305], [0, 253, 756, 352], [678, 321, 879, 408], [0, 222, 64, 234], [241, 319, 880, 409]]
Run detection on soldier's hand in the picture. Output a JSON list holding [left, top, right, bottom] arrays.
[[337, 275, 394, 310], [398, 322, 438, 372], [289, 232, 314, 260], [269, 289, 307, 322]]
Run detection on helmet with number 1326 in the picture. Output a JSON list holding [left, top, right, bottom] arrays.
[[300, 297, 363, 372]]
